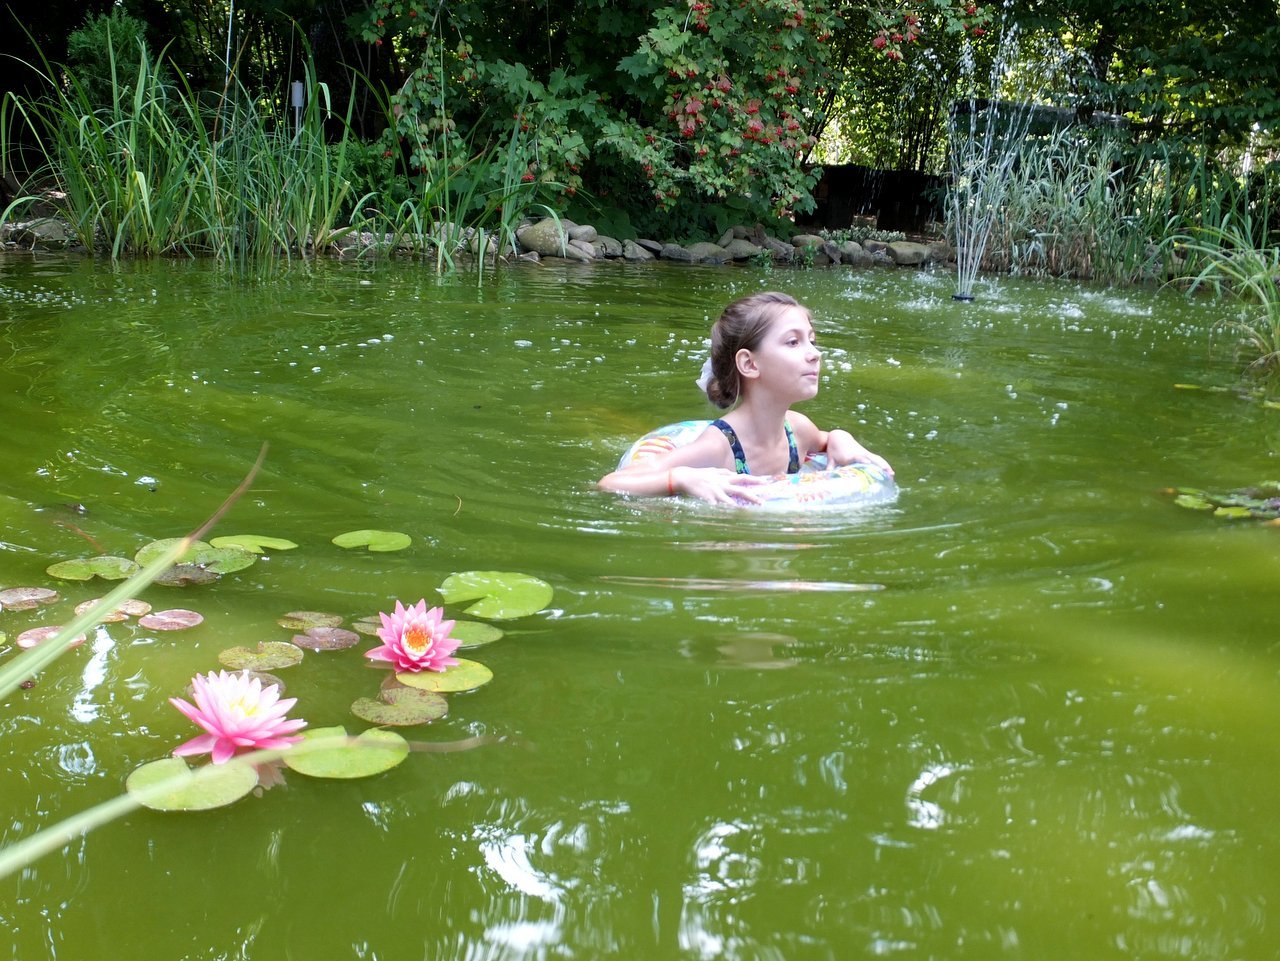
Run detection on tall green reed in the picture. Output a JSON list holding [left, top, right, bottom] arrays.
[[1178, 215, 1280, 385], [2, 33, 541, 273]]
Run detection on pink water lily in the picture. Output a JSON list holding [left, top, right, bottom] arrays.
[[169, 670, 307, 764], [365, 599, 461, 673]]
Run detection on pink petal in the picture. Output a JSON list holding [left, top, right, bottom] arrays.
[[173, 733, 218, 758]]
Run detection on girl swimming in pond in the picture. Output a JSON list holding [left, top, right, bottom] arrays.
[[598, 291, 893, 505]]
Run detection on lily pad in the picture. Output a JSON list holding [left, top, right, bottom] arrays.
[[451, 620, 505, 648], [135, 538, 257, 575], [46, 556, 141, 582], [138, 609, 204, 631], [278, 611, 344, 631], [351, 686, 448, 726], [351, 615, 381, 637], [125, 757, 259, 811], [292, 627, 359, 651], [438, 571, 553, 619], [396, 657, 493, 693], [332, 529, 412, 552], [219, 641, 305, 671], [154, 564, 219, 587], [17, 626, 87, 649], [0, 587, 60, 611], [282, 726, 409, 779], [74, 597, 151, 622], [210, 535, 299, 554]]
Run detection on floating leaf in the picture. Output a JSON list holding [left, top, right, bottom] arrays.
[[74, 597, 151, 622], [134, 538, 209, 567], [210, 535, 298, 554], [219, 641, 305, 671], [17, 626, 87, 649], [135, 538, 257, 574], [125, 757, 258, 811], [451, 620, 504, 648], [138, 609, 204, 631], [438, 571, 553, 619], [1214, 506, 1254, 519], [351, 615, 381, 637], [1173, 493, 1213, 511], [278, 611, 343, 631], [351, 686, 448, 726], [282, 726, 409, 779], [154, 564, 219, 586], [332, 529, 412, 552], [396, 657, 493, 693], [46, 556, 140, 582], [292, 627, 359, 651], [0, 587, 59, 611]]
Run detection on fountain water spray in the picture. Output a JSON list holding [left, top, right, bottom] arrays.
[[947, 26, 1042, 301]]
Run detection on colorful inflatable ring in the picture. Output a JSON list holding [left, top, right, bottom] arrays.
[[618, 420, 898, 509]]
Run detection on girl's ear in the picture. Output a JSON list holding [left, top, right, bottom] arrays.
[[735, 347, 760, 380]]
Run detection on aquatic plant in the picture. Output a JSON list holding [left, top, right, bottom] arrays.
[[1178, 216, 1280, 384], [365, 599, 462, 673], [169, 670, 308, 764], [1165, 481, 1280, 523]]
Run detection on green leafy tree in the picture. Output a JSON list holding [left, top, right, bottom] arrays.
[[361, 0, 845, 235], [1009, 0, 1280, 148]]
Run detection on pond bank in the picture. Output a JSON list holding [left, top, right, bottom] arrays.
[[0, 212, 953, 272]]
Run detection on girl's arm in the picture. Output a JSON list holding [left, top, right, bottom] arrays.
[[822, 429, 894, 474], [598, 429, 772, 504], [790, 413, 894, 475]]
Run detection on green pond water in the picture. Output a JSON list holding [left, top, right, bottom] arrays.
[[2, 256, 1279, 960]]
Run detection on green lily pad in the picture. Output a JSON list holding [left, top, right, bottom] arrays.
[[134, 538, 257, 574], [438, 571, 553, 619], [154, 564, 220, 586], [125, 757, 259, 811], [332, 530, 412, 552], [451, 620, 505, 648], [351, 686, 448, 726], [218, 641, 305, 671], [1173, 493, 1213, 511], [396, 657, 493, 693], [0, 587, 59, 611], [278, 611, 344, 631], [351, 615, 381, 637], [1214, 505, 1254, 518], [210, 535, 299, 554], [46, 556, 141, 582], [282, 726, 409, 779], [292, 627, 359, 651]]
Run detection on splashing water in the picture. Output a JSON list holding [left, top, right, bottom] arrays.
[[947, 25, 1053, 301]]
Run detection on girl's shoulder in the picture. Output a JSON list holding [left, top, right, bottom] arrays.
[[784, 410, 824, 450]]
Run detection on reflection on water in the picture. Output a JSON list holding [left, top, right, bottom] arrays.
[[2, 259, 1279, 960]]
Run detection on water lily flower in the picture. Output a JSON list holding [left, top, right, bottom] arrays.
[[366, 599, 461, 673], [169, 670, 307, 764]]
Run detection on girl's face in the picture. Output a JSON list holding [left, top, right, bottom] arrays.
[[738, 306, 822, 400]]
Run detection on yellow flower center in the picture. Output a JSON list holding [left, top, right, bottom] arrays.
[[402, 625, 432, 655]]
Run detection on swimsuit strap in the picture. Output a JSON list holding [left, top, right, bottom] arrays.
[[710, 419, 750, 474], [710, 419, 801, 475]]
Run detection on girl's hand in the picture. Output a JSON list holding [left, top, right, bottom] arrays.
[[673, 466, 772, 505], [851, 451, 894, 476], [825, 429, 894, 477]]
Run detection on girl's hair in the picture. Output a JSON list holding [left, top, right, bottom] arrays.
[[704, 291, 808, 408]]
